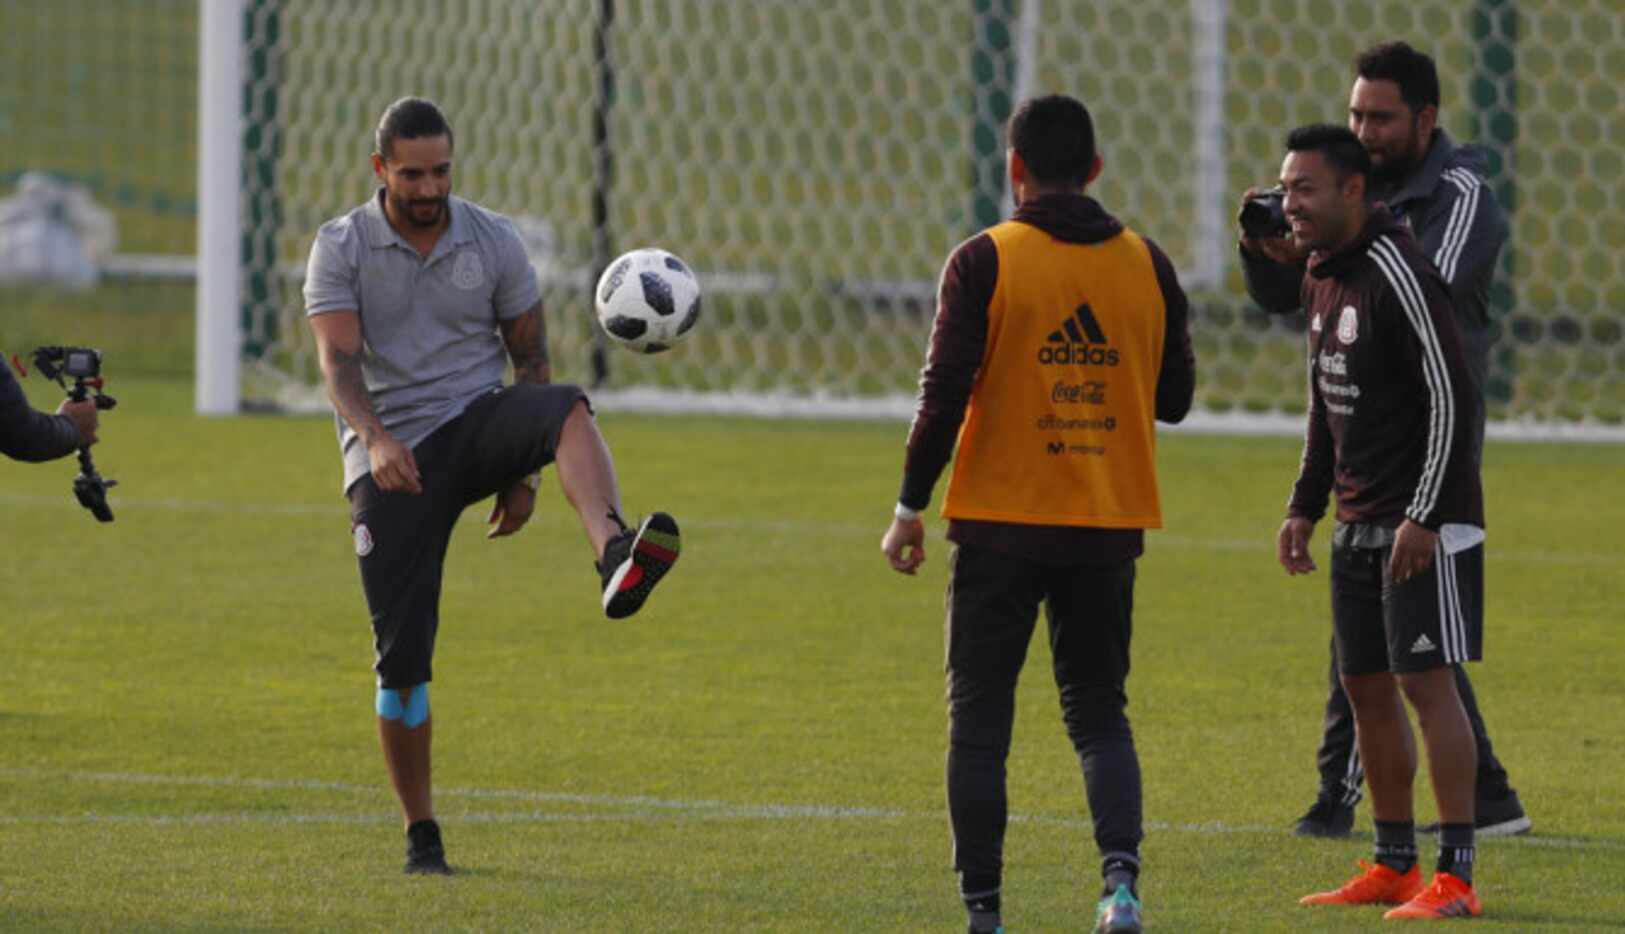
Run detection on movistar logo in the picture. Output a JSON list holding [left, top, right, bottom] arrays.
[[1038, 303, 1119, 366]]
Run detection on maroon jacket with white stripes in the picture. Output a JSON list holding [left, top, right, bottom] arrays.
[[1287, 208, 1483, 531]]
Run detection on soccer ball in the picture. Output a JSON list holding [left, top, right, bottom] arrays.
[[593, 247, 702, 354]]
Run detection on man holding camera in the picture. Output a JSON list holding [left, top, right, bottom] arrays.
[[1239, 40, 1525, 841], [1, 352, 98, 461]]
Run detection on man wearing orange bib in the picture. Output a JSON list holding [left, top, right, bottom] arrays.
[[881, 95, 1195, 934]]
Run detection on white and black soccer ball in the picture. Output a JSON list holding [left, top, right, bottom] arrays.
[[593, 248, 701, 354]]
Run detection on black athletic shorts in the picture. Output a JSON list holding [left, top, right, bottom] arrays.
[[1331, 537, 1484, 676], [347, 384, 588, 688]]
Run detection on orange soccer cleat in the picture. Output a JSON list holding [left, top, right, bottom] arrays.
[[1300, 860, 1425, 906], [1383, 872, 1482, 920]]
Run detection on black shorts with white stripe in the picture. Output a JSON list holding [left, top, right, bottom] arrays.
[[1331, 540, 1484, 676]]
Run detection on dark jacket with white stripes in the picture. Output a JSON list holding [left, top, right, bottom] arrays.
[[1244, 129, 1508, 397], [1287, 209, 1483, 531]]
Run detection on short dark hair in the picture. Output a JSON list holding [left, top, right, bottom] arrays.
[[1286, 123, 1372, 187], [375, 97, 454, 160], [1355, 41, 1440, 114], [1006, 94, 1097, 188]]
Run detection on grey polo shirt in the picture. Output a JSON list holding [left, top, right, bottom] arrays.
[[304, 190, 541, 492]]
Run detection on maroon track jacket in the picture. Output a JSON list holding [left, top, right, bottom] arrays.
[[1287, 209, 1483, 531]]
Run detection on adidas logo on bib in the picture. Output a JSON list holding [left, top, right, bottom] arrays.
[[1037, 304, 1119, 367]]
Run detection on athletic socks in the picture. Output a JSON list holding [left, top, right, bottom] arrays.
[[958, 856, 1142, 929], [1101, 851, 1140, 897], [1437, 822, 1476, 884], [1374, 819, 1419, 874], [960, 876, 1001, 933]]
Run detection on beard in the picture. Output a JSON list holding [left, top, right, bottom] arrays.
[[1370, 124, 1425, 186], [390, 191, 447, 228], [1371, 152, 1417, 186]]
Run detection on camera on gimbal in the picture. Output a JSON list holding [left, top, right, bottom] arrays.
[[1239, 186, 1290, 240], [32, 345, 118, 522], [34, 345, 103, 382]]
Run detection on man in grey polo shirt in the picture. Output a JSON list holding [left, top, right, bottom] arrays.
[[304, 97, 681, 874]]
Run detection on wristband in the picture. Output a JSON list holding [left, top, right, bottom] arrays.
[[894, 502, 921, 521]]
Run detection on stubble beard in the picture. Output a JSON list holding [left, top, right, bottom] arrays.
[[392, 191, 446, 229]]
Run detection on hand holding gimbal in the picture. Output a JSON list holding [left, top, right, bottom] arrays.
[[32, 346, 118, 522]]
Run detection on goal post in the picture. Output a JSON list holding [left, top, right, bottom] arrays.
[[174, 0, 1622, 435], [195, 0, 244, 415]]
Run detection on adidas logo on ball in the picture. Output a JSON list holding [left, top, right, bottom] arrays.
[[594, 248, 703, 355]]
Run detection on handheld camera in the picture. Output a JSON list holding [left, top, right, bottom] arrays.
[[1240, 186, 1290, 240], [32, 345, 118, 522]]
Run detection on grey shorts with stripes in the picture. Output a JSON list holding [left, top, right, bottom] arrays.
[[1330, 538, 1484, 675]]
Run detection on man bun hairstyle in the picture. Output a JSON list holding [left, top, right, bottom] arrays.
[[375, 96, 454, 160], [1355, 41, 1441, 114], [1286, 123, 1373, 190], [1006, 94, 1097, 189]]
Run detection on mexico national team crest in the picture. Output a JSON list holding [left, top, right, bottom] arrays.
[[1337, 305, 1359, 345], [353, 523, 374, 557], [451, 250, 485, 290]]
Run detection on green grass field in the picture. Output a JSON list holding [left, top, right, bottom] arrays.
[[2, 375, 1622, 931]]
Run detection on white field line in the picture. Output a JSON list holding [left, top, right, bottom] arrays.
[[2, 767, 1621, 851], [0, 767, 900, 821], [0, 494, 1617, 567]]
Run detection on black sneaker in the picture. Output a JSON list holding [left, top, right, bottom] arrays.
[[597, 511, 681, 619], [1418, 787, 1532, 837], [1294, 796, 1355, 838], [404, 818, 453, 875]]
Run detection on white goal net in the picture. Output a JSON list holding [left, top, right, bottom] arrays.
[[2, 0, 1621, 435]]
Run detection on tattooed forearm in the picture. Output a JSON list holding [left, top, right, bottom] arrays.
[[502, 302, 552, 385], [323, 345, 387, 445]]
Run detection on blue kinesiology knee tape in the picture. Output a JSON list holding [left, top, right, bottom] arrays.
[[402, 683, 428, 727], [375, 684, 430, 728]]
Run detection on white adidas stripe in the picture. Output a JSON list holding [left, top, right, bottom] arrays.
[[1445, 545, 1473, 663], [1443, 545, 1469, 662], [1433, 174, 1470, 282], [1448, 169, 1485, 269], [1369, 236, 1456, 522], [1340, 746, 1364, 808], [1384, 236, 1457, 521], [1434, 169, 1484, 285], [1449, 552, 1475, 662], [1369, 238, 1451, 518], [1433, 545, 1450, 659], [1369, 237, 1454, 519], [1446, 548, 1462, 662]]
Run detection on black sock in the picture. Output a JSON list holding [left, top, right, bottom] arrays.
[[961, 876, 1000, 932], [1374, 820, 1418, 873], [1101, 851, 1140, 898], [1437, 822, 1475, 884]]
